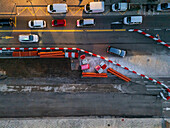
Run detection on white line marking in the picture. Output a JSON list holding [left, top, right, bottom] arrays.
[[154, 29, 161, 30], [163, 107, 170, 111], [146, 89, 162, 91]]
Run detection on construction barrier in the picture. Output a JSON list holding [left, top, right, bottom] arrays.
[[12, 51, 38, 57], [65, 52, 78, 58], [129, 29, 170, 49], [38, 51, 65, 58], [82, 72, 108, 78], [107, 68, 131, 82]]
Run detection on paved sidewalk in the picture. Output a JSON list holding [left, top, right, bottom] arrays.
[[0, 118, 167, 128], [76, 55, 170, 77]]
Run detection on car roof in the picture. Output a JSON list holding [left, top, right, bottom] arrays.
[[130, 16, 142, 22], [84, 19, 94, 24], [53, 4, 67, 11], [33, 20, 44, 26], [90, 2, 104, 10], [109, 47, 121, 55], [20, 35, 30, 40], [119, 3, 128, 10]]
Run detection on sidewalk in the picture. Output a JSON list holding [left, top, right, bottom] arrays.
[[0, 118, 168, 128], [75, 54, 170, 78]]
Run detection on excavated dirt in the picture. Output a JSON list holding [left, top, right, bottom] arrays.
[[0, 58, 81, 77]]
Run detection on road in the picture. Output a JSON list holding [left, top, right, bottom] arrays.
[[0, 16, 170, 55], [0, 92, 163, 117]]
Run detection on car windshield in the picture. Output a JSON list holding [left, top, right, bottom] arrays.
[[29, 35, 33, 41], [31, 21, 34, 26], [115, 4, 119, 9], [127, 17, 131, 23], [86, 4, 90, 11], [79, 20, 84, 25], [54, 20, 58, 25], [50, 5, 53, 11], [161, 3, 168, 9]]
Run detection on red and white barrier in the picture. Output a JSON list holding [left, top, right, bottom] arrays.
[[129, 29, 170, 49], [65, 52, 78, 58], [0, 47, 169, 91]]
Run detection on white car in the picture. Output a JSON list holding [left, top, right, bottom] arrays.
[[77, 19, 95, 27], [28, 20, 46, 28], [19, 34, 39, 43], [47, 4, 68, 13], [157, 3, 170, 11], [123, 16, 142, 25], [112, 3, 128, 11]]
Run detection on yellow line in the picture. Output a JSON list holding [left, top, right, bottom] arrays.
[[18, 7, 28, 15], [39, 8, 49, 16], [0, 30, 84, 32], [114, 29, 126, 31], [86, 29, 114, 32], [103, 10, 110, 15], [73, 7, 83, 16], [0, 29, 127, 33], [118, 10, 127, 15], [13, 16, 17, 27], [34, 8, 40, 14], [68, 8, 74, 16], [27, 7, 35, 16], [46, 8, 50, 15]]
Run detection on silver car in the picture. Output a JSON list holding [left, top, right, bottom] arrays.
[[77, 19, 95, 27], [28, 20, 46, 28], [19, 34, 39, 43]]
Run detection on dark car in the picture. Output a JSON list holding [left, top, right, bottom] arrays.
[[52, 19, 66, 27], [0, 18, 14, 27], [107, 46, 126, 57]]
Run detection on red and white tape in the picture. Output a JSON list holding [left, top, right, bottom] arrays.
[[0, 47, 169, 91], [129, 29, 170, 49]]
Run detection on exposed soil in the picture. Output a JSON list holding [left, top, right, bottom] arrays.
[[0, 58, 81, 77]]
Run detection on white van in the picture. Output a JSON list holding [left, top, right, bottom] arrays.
[[84, 2, 104, 13], [47, 4, 68, 13], [123, 16, 142, 25]]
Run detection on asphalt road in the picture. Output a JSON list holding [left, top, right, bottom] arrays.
[[0, 92, 162, 118], [0, 16, 169, 55], [4, 15, 170, 30]]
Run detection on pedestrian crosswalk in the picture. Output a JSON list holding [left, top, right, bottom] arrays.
[[162, 101, 170, 117]]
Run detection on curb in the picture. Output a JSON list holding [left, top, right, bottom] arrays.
[[128, 29, 170, 49], [0, 47, 169, 91]]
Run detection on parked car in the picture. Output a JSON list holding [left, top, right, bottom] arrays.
[[84, 2, 104, 13], [112, 3, 128, 11], [0, 18, 14, 27], [28, 20, 46, 28], [157, 3, 170, 11], [77, 19, 95, 27], [52, 19, 66, 27], [19, 34, 39, 43], [107, 46, 126, 57], [47, 4, 68, 13], [123, 16, 142, 25]]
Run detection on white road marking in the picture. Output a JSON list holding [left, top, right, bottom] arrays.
[[163, 108, 170, 111], [146, 89, 163, 91], [154, 29, 162, 30]]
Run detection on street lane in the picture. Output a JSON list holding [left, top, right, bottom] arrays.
[[0, 15, 170, 30], [0, 92, 162, 117]]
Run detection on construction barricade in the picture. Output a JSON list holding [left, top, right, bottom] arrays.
[[38, 51, 65, 58], [107, 68, 131, 82], [82, 72, 108, 78], [65, 52, 78, 58], [12, 51, 38, 57]]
